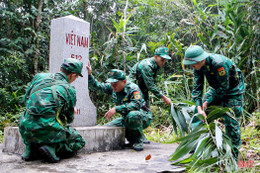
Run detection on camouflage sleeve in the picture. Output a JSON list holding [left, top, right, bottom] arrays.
[[64, 86, 77, 124], [213, 63, 230, 95], [192, 70, 204, 106], [203, 87, 216, 104], [140, 65, 163, 99], [115, 90, 142, 115], [127, 64, 137, 83], [88, 74, 113, 94]]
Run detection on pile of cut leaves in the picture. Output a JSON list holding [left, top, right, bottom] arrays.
[[169, 103, 238, 172]]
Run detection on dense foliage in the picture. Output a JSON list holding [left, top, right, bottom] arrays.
[[1, 0, 259, 120], [1, 0, 259, 171]]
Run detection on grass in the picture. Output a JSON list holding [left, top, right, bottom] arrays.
[[239, 111, 260, 172], [144, 125, 178, 144]]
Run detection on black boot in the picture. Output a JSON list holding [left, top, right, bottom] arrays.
[[39, 145, 60, 163], [21, 143, 41, 161]]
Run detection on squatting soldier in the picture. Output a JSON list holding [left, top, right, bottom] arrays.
[[128, 47, 172, 143], [19, 58, 86, 163], [87, 63, 152, 151], [183, 45, 245, 160]]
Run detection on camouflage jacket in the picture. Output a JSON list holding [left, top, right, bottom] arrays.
[[23, 72, 76, 123], [192, 54, 245, 106], [128, 57, 163, 100], [88, 74, 151, 118], [19, 72, 77, 144]]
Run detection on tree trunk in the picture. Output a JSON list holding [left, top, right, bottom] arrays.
[[123, 0, 128, 72], [33, 0, 43, 74]]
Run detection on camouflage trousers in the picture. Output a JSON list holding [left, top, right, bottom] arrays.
[[105, 110, 152, 144], [19, 112, 85, 157], [191, 94, 243, 159]]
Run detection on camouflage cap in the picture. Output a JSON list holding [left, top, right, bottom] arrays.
[[106, 69, 126, 83], [183, 45, 209, 65], [61, 58, 83, 77], [154, 47, 171, 60]]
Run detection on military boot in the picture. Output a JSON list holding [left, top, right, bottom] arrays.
[[39, 145, 60, 163], [133, 142, 143, 151], [21, 143, 39, 161], [142, 135, 150, 144]]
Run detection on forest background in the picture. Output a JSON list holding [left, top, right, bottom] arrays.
[[0, 0, 259, 171]]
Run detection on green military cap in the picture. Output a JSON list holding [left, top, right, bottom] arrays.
[[183, 45, 209, 65], [61, 58, 83, 77], [154, 47, 171, 60], [106, 69, 126, 83]]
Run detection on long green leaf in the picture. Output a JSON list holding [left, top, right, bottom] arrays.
[[193, 136, 211, 158], [181, 107, 192, 123], [215, 122, 223, 150], [206, 106, 229, 123], [171, 104, 184, 136], [170, 138, 198, 161], [176, 109, 189, 133]]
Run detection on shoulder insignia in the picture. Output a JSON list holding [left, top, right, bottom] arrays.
[[217, 67, 226, 76], [133, 91, 141, 100]]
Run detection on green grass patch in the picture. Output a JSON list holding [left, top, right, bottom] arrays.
[[239, 113, 260, 172], [144, 126, 177, 144]]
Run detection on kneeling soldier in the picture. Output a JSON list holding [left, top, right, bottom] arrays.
[[19, 58, 86, 163], [87, 63, 152, 151]]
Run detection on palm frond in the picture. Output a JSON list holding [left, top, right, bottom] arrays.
[[170, 106, 238, 172]]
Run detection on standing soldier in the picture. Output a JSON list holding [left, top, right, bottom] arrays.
[[128, 47, 172, 106], [19, 58, 86, 163], [183, 45, 245, 160], [87, 63, 152, 151]]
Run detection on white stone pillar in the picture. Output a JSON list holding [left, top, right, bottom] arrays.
[[49, 15, 96, 126]]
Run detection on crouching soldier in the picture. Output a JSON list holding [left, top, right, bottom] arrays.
[[19, 58, 86, 163], [87, 63, 152, 151]]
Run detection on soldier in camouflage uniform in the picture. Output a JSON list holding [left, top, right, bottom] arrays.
[[128, 47, 172, 106], [128, 47, 172, 144], [19, 58, 86, 163], [183, 45, 245, 160], [87, 63, 152, 151]]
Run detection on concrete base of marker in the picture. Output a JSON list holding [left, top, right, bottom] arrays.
[[3, 126, 125, 154]]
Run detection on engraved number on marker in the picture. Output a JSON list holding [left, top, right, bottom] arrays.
[[71, 54, 82, 60], [76, 109, 81, 115]]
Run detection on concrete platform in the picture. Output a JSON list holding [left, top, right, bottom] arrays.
[[3, 126, 125, 154], [0, 142, 185, 173]]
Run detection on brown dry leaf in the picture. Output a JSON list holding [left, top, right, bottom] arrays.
[[145, 154, 151, 160]]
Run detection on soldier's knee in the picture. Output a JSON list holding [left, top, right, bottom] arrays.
[[125, 111, 142, 128]]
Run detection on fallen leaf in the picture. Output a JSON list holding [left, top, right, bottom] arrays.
[[145, 154, 151, 160]]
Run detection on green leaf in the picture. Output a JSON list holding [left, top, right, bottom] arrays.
[[176, 109, 189, 133], [181, 107, 191, 124], [193, 135, 211, 158], [171, 104, 184, 136], [206, 106, 229, 123], [215, 122, 223, 150], [170, 138, 198, 161]]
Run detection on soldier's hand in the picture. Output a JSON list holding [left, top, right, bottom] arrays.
[[86, 61, 92, 75], [197, 106, 207, 118], [104, 107, 116, 120], [162, 95, 172, 106], [202, 101, 209, 110]]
